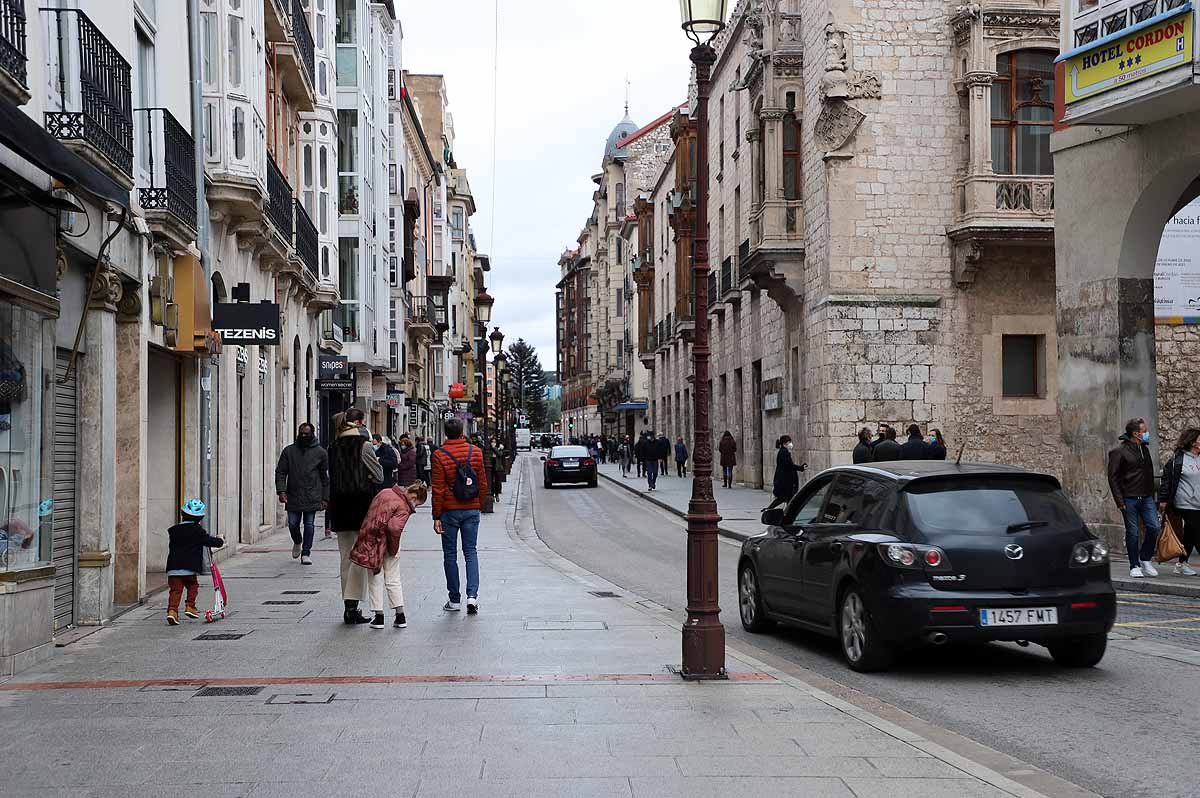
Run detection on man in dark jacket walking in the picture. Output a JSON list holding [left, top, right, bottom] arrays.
[[873, 427, 902, 462], [276, 422, 329, 565], [852, 428, 874, 464], [634, 433, 648, 478], [373, 434, 399, 487], [900, 424, 930, 460], [657, 434, 671, 477], [1108, 417, 1161, 578]]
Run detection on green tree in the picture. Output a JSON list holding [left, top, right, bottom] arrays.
[[506, 339, 549, 430]]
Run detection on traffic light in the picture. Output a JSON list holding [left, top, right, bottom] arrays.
[[568, 418, 575, 431]]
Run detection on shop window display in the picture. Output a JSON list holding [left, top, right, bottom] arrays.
[[0, 300, 53, 571]]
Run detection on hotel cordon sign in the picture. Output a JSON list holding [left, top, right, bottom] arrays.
[[1063, 10, 1193, 103]]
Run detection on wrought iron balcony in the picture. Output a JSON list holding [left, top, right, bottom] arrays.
[[720, 257, 733, 295], [42, 8, 133, 179], [737, 239, 751, 282], [134, 108, 197, 232], [266, 154, 294, 243], [291, 0, 315, 89], [0, 0, 28, 92], [294, 199, 318, 279], [708, 270, 717, 305]]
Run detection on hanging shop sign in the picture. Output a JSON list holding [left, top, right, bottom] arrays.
[[386, 393, 403, 408], [448, 382, 466, 399], [1060, 8, 1194, 104], [212, 302, 281, 346], [1154, 197, 1200, 323], [319, 355, 349, 379]]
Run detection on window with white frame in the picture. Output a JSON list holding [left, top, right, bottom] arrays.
[[1071, 0, 1187, 47]]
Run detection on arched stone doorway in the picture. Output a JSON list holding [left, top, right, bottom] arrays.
[[1053, 108, 1200, 536]]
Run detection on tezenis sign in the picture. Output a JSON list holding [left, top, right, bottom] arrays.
[[212, 302, 281, 346]]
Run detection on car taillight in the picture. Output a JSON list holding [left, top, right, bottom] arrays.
[[878, 543, 952, 571], [548, 459, 561, 467], [1069, 540, 1108, 567], [582, 458, 595, 466]]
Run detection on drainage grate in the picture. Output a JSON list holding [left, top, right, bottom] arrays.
[[263, 600, 304, 605], [589, 591, 621, 598], [281, 590, 320, 595], [193, 685, 265, 697], [194, 632, 247, 641]]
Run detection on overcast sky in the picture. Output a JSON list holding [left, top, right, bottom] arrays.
[[400, 1, 691, 371]]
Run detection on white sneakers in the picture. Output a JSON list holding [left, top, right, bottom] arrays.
[[1130, 566, 1145, 578], [301, 555, 313, 566], [1175, 562, 1197, 576], [1142, 561, 1160, 577]]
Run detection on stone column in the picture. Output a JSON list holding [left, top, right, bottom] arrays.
[[75, 264, 121, 624], [112, 281, 143, 604], [965, 72, 994, 176]]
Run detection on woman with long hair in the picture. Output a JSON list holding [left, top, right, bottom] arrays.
[[327, 408, 384, 623], [928, 428, 948, 460], [766, 435, 806, 511], [1158, 427, 1200, 576], [719, 430, 737, 488]]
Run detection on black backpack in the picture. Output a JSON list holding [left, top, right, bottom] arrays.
[[439, 444, 480, 501]]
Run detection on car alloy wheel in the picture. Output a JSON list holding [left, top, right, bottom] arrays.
[[738, 564, 773, 633], [838, 586, 892, 672], [841, 592, 867, 662]]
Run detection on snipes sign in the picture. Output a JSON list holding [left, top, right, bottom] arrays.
[[1062, 8, 1194, 103]]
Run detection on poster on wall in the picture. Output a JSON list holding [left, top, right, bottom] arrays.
[[1154, 197, 1200, 323]]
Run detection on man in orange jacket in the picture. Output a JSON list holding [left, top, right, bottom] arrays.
[[431, 417, 489, 614]]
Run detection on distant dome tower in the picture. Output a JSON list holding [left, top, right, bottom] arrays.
[[604, 108, 639, 163]]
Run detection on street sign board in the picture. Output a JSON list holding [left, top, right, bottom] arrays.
[[1061, 9, 1194, 104], [316, 379, 353, 392], [212, 302, 281, 346]]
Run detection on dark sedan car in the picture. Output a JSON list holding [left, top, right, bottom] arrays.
[[737, 462, 1116, 672], [542, 445, 597, 488]]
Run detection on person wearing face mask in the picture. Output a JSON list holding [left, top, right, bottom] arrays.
[[928, 428, 948, 460], [766, 435, 807, 511], [275, 422, 329, 566], [1107, 417, 1161, 578], [394, 434, 419, 487]]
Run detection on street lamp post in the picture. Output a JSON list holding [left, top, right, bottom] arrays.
[[678, 0, 727, 680]]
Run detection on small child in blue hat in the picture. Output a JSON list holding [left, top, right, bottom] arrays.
[[166, 499, 224, 625]]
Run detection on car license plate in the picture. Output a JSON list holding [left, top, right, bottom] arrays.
[[562, 459, 579, 469], [979, 607, 1058, 626]]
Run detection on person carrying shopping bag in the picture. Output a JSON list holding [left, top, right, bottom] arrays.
[[352, 481, 429, 629], [1158, 427, 1200, 575]]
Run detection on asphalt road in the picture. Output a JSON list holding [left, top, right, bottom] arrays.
[[524, 454, 1200, 798]]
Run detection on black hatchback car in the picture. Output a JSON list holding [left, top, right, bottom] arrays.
[[737, 462, 1116, 672], [542, 445, 598, 488]]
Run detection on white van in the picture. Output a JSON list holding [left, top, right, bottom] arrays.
[[515, 428, 532, 451]]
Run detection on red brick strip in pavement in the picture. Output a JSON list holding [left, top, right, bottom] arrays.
[[0, 671, 776, 692]]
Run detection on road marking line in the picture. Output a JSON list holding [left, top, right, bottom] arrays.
[[0, 671, 777, 692], [1114, 615, 1200, 628]]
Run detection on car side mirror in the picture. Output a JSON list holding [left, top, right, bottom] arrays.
[[761, 508, 785, 527], [540, 456, 546, 461]]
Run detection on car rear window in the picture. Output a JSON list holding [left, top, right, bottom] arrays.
[[903, 477, 1084, 535], [551, 446, 589, 458]]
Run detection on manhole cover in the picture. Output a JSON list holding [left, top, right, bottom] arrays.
[[193, 685, 265, 697], [194, 632, 247, 641], [263, 600, 304, 605], [588, 591, 621, 598], [282, 590, 320, 595], [524, 620, 608, 631]]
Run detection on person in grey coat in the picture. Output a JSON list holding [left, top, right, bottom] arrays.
[[276, 422, 329, 565]]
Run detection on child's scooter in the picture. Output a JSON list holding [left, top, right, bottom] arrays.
[[204, 548, 228, 623]]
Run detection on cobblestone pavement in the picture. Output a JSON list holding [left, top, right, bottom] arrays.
[[0, 465, 1065, 798]]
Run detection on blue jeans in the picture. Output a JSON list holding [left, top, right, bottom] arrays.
[[1121, 496, 1160, 567], [646, 460, 659, 489], [287, 510, 316, 556], [440, 509, 480, 603]]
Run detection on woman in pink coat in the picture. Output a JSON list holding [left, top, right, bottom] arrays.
[[351, 481, 428, 629]]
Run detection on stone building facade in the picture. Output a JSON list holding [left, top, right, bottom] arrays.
[[563, 0, 1071, 495]]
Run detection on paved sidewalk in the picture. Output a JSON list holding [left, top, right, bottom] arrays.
[[598, 464, 1200, 599], [0, 469, 1056, 797]]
